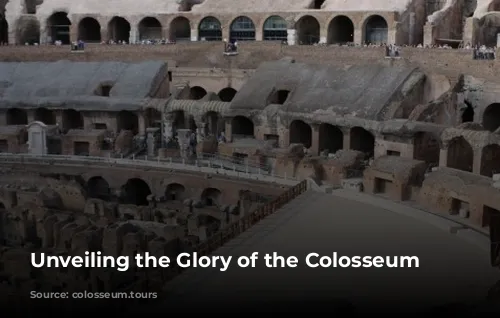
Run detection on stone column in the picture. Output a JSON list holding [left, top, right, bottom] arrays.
[[177, 129, 192, 159], [472, 148, 482, 175], [287, 29, 297, 45], [225, 119, 233, 142], [163, 112, 174, 146], [310, 124, 320, 155], [100, 27, 108, 42], [423, 23, 435, 46], [147, 131, 156, 157], [129, 25, 138, 44], [196, 122, 206, 159], [438, 148, 448, 167], [190, 28, 198, 41], [39, 19, 49, 44], [409, 13, 415, 45], [353, 28, 362, 45]]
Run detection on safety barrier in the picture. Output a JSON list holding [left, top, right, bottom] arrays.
[[196, 179, 308, 256]]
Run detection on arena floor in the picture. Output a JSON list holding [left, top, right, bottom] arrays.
[[152, 190, 499, 313]]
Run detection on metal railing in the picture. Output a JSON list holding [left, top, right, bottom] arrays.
[[196, 179, 308, 256], [0, 153, 300, 185]]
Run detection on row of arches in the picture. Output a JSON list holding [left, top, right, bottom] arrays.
[[25, 12, 389, 45], [186, 86, 237, 102], [87, 177, 222, 207]]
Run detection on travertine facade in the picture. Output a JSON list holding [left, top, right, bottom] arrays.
[[1, 0, 499, 46]]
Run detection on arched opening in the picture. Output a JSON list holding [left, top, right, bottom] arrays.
[[483, 103, 500, 132], [6, 108, 28, 125], [117, 111, 139, 134], [311, 0, 326, 8], [169, 17, 191, 41], [230, 16, 256, 42], [122, 178, 151, 206], [87, 176, 111, 200], [0, 18, 8, 45], [295, 15, 320, 45], [17, 19, 40, 45], [462, 101, 474, 123], [145, 108, 162, 129], [204, 111, 220, 136], [289, 120, 312, 148], [446, 136, 473, 172], [218, 87, 237, 102], [231, 116, 254, 138], [263, 15, 287, 41], [77, 17, 101, 43], [480, 144, 500, 177], [165, 183, 186, 201], [198, 16, 222, 41], [138, 17, 162, 41], [201, 187, 222, 206], [172, 110, 186, 131], [62, 109, 84, 131], [47, 11, 71, 44], [413, 132, 440, 167], [364, 15, 388, 44], [107, 16, 131, 42], [328, 15, 354, 44], [34, 108, 56, 125], [268, 89, 290, 105], [318, 124, 343, 155], [189, 86, 207, 100], [350, 127, 375, 158]]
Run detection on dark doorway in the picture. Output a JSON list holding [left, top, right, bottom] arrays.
[[350, 127, 375, 157], [74, 141, 89, 156], [62, 109, 84, 131], [117, 111, 138, 134], [462, 101, 474, 123], [165, 183, 186, 201], [480, 144, 500, 177], [364, 15, 388, 44], [189, 86, 207, 100], [218, 87, 237, 102], [328, 15, 354, 44], [47, 12, 71, 44], [319, 124, 343, 154], [6, 108, 28, 125], [413, 132, 440, 167], [231, 116, 254, 138], [108, 16, 130, 42], [447, 136, 473, 172], [483, 103, 500, 132], [138, 17, 162, 40], [122, 178, 152, 206], [0, 17, 8, 45], [289, 120, 312, 148], [78, 17, 101, 42], [87, 176, 111, 200], [170, 17, 191, 41], [35, 108, 56, 125], [296, 15, 320, 45], [201, 187, 222, 206]]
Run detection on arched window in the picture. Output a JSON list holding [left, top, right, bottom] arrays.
[[364, 15, 388, 44], [230, 16, 255, 42], [198, 16, 222, 41], [263, 16, 287, 41]]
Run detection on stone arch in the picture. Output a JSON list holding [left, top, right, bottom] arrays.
[[6, 108, 28, 125], [480, 144, 500, 177], [363, 15, 388, 44], [87, 176, 111, 200], [0, 17, 8, 45], [218, 87, 237, 102], [263, 15, 287, 41], [230, 16, 256, 42], [295, 15, 320, 45], [231, 116, 254, 137], [413, 132, 440, 167], [78, 17, 101, 42], [489, 0, 500, 11], [145, 108, 162, 128], [204, 111, 220, 136], [201, 187, 222, 206], [108, 16, 131, 42], [34, 107, 56, 125], [350, 127, 375, 157], [117, 110, 138, 134], [47, 11, 71, 44], [165, 183, 186, 201], [169, 16, 191, 41], [62, 109, 84, 131], [198, 16, 222, 41], [122, 178, 152, 206], [483, 103, 500, 132], [289, 120, 312, 148], [138, 17, 162, 40], [327, 15, 354, 44], [446, 136, 473, 172], [189, 86, 207, 100], [17, 18, 40, 45], [318, 124, 343, 155]]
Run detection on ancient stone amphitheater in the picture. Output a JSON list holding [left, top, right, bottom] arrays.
[[0, 0, 500, 315]]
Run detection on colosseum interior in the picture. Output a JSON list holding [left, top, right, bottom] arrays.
[[1, 0, 500, 314]]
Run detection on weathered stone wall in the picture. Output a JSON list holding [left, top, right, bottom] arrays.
[[0, 43, 497, 81]]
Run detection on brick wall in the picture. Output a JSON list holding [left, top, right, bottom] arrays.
[[0, 42, 498, 81]]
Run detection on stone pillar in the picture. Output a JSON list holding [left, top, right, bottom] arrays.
[[472, 148, 482, 175], [423, 22, 435, 46], [353, 28, 362, 45], [177, 129, 192, 159], [497, 33, 500, 47], [463, 17, 475, 46], [255, 28, 263, 41], [39, 19, 49, 44], [319, 28, 327, 44], [190, 28, 198, 41], [100, 27, 108, 42], [287, 29, 297, 45], [163, 113, 174, 146], [225, 119, 233, 142], [138, 114, 146, 137], [310, 124, 320, 155], [342, 128, 351, 151], [438, 148, 448, 167], [409, 13, 415, 45], [129, 25, 138, 44], [147, 131, 156, 157]]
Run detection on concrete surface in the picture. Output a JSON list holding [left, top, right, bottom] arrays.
[[152, 190, 499, 314]]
